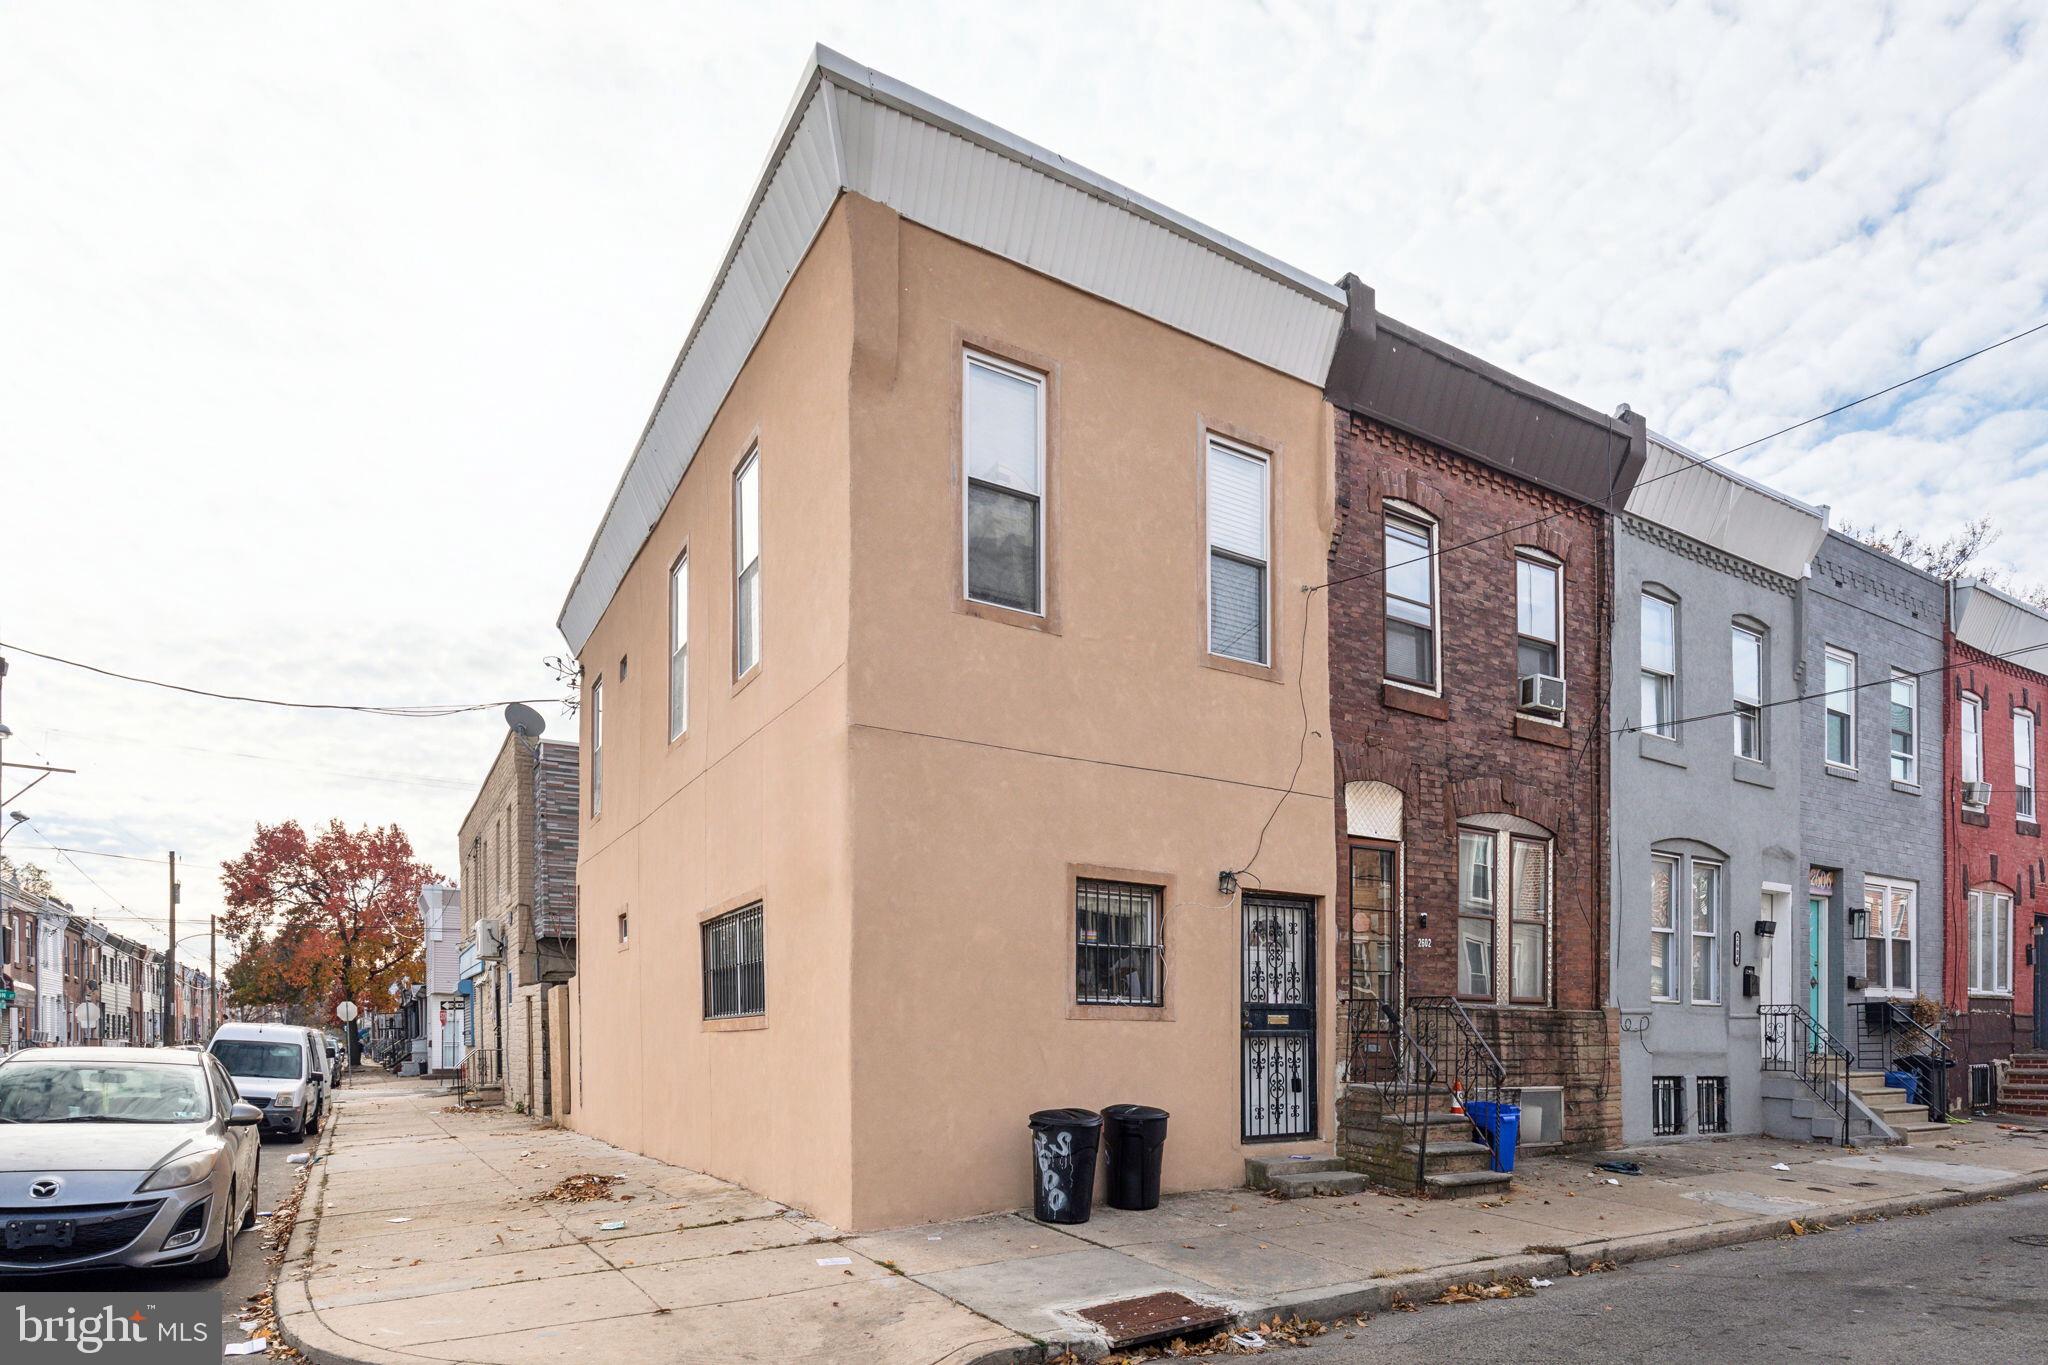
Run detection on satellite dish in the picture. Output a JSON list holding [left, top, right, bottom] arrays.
[[504, 702, 547, 740]]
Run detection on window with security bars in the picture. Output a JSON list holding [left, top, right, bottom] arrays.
[[1075, 879, 1163, 1006], [701, 903, 764, 1020], [1651, 1075, 1685, 1136], [1696, 1076, 1729, 1134]]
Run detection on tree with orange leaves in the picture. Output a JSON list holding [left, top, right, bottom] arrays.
[[220, 820, 436, 1058]]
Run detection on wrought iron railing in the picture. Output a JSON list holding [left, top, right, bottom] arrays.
[[1370, 1001, 1444, 1190], [1760, 1002, 1851, 1144], [1406, 997, 1510, 1162], [1849, 1000, 1954, 1122]]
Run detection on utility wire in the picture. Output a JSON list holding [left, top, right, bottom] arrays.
[[0, 640, 555, 718]]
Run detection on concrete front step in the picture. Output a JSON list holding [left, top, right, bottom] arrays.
[[1265, 1168, 1375, 1199], [1894, 1121, 1951, 1145], [1424, 1168, 1513, 1199], [1397, 1139, 1495, 1174], [1244, 1155, 1346, 1190], [2002, 1100, 2048, 1117]]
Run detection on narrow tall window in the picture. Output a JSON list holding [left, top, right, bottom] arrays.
[[1508, 837, 1549, 1003], [1640, 592, 1677, 737], [733, 448, 762, 676], [1889, 672, 1917, 783], [1824, 648, 1855, 767], [1961, 693, 1984, 803], [1075, 879, 1164, 1006], [1384, 513, 1437, 688], [1651, 1075, 1685, 1136], [1968, 889, 2013, 995], [1206, 439, 1269, 664], [1696, 1076, 1730, 1134], [963, 353, 1044, 614], [589, 677, 604, 817], [1867, 877, 1915, 995], [2016, 711, 2036, 820], [1649, 855, 1678, 1000], [1689, 860, 1720, 1004], [668, 553, 689, 740], [1457, 831, 1495, 999], [702, 903, 765, 1020], [1515, 553, 1561, 679], [1732, 625, 1763, 760]]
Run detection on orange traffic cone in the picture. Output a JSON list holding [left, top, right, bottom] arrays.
[[1448, 1080, 1466, 1115]]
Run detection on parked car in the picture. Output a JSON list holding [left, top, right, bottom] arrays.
[[207, 1023, 320, 1140], [295, 1026, 336, 1117], [0, 1046, 262, 1278]]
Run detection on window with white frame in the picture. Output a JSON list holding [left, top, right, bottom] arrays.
[[1961, 692, 1984, 803], [2016, 710, 2036, 821], [1889, 672, 1917, 783], [1824, 648, 1856, 766], [1459, 822, 1553, 1005], [1865, 876, 1915, 996], [1640, 592, 1677, 738], [1968, 887, 2013, 995], [1384, 512, 1437, 688], [668, 552, 689, 741], [1207, 438, 1269, 665], [1515, 552, 1561, 680], [589, 677, 604, 818], [963, 352, 1044, 614], [733, 448, 762, 675], [1689, 860, 1721, 1004], [1732, 624, 1763, 760]]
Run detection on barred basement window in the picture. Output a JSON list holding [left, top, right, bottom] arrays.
[[702, 904, 764, 1020], [1651, 1075, 1685, 1136], [1696, 1076, 1729, 1134], [1075, 878, 1163, 1006]]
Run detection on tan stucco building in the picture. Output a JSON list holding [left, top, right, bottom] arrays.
[[558, 48, 1348, 1231]]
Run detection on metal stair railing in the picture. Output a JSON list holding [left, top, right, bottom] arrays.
[[1406, 995, 1511, 1163], [1367, 1002, 1445, 1191], [1760, 1002, 1853, 1144], [1849, 1000, 1955, 1122]]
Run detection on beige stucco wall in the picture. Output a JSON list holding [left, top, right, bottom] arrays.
[[568, 200, 859, 1227], [570, 192, 1335, 1232]]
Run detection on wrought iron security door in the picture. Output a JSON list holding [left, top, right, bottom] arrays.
[[1241, 893, 1316, 1141]]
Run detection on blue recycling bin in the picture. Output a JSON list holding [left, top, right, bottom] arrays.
[[1884, 1069, 1919, 1106], [1464, 1101, 1520, 1173]]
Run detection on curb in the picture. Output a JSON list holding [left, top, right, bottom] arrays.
[[953, 1166, 2048, 1364]]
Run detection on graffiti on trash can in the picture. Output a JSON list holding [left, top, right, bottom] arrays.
[[1034, 1127, 1076, 1216]]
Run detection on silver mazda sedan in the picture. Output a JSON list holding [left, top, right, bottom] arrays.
[[0, 1046, 262, 1278]]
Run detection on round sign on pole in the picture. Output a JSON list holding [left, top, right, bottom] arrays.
[[335, 1001, 360, 1022], [75, 1000, 103, 1030]]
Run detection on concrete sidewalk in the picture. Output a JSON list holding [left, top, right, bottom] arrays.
[[276, 1073, 2048, 1363]]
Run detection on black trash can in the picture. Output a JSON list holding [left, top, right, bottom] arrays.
[[1896, 1052, 1955, 1122], [1101, 1104, 1170, 1211], [1029, 1108, 1102, 1224]]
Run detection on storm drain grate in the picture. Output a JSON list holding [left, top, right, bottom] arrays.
[[1076, 1291, 1230, 1349], [2011, 1233, 2048, 1248]]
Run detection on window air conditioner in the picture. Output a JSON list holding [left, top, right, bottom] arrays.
[[1962, 781, 1993, 807], [1518, 674, 1567, 716]]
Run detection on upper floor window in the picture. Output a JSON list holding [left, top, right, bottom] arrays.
[[1640, 592, 1677, 738], [1866, 876, 1916, 996], [1515, 552, 1561, 680], [963, 353, 1044, 615], [1732, 625, 1763, 760], [733, 448, 762, 676], [589, 677, 604, 817], [2017, 710, 2036, 821], [1824, 648, 1856, 767], [1961, 692, 1984, 804], [669, 552, 689, 741], [1968, 887, 2013, 995], [1889, 673, 1918, 784], [1206, 438, 1270, 665], [1383, 512, 1438, 689]]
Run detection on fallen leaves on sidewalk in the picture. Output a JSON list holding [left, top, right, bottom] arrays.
[[1432, 1278, 1534, 1305], [440, 1103, 488, 1115], [532, 1173, 623, 1203]]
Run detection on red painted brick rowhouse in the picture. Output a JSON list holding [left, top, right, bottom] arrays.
[[1322, 280, 1645, 1154], [1945, 581, 2048, 1100]]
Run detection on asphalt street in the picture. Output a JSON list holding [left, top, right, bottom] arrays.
[[1284, 1189, 2048, 1364]]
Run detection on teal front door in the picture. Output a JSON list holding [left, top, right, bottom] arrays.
[[1807, 896, 1827, 1023]]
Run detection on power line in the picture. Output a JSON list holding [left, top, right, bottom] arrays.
[[0, 640, 556, 718], [1313, 314, 2048, 596], [41, 726, 474, 792]]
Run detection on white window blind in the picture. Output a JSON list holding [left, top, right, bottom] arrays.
[[1207, 440, 1269, 664], [964, 355, 1044, 613]]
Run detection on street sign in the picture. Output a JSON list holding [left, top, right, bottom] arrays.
[[335, 1001, 360, 1022], [75, 1000, 103, 1030]]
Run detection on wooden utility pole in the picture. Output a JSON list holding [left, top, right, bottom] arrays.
[[164, 851, 177, 1045]]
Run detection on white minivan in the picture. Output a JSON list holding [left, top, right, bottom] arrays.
[[208, 1023, 321, 1141]]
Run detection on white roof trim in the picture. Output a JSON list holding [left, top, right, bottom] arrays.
[[1954, 579, 2048, 673], [1625, 434, 1829, 580], [557, 45, 1346, 652]]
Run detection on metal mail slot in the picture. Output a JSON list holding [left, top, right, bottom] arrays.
[[1241, 1004, 1311, 1033]]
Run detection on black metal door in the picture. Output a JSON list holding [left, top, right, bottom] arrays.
[[2035, 917, 2048, 1050], [1241, 893, 1315, 1141]]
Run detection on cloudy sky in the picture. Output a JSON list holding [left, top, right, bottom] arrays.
[[2, 2, 2043, 969]]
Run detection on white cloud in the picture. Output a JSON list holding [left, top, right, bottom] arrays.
[[2, 1, 2044, 960]]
